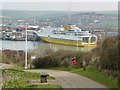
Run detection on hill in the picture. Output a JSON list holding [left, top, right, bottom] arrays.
[[1, 10, 78, 19]]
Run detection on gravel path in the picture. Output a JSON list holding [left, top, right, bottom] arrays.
[[25, 69, 109, 89]]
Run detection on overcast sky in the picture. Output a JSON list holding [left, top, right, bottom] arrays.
[[1, 0, 119, 2], [1, 1, 118, 11]]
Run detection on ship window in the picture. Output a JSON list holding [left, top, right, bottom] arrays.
[[82, 37, 89, 43], [90, 37, 96, 43], [74, 34, 81, 36], [74, 34, 77, 36], [61, 33, 65, 35]]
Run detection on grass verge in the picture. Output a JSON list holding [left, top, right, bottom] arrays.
[[70, 66, 118, 88], [2, 67, 61, 88]]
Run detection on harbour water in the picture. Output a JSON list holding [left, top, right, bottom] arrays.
[[0, 40, 94, 52]]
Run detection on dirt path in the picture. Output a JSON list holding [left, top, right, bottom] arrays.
[[25, 69, 109, 89]]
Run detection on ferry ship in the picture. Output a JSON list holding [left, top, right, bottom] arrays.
[[35, 25, 97, 47]]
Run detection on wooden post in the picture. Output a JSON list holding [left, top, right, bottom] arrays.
[[40, 72, 49, 83], [83, 61, 86, 70]]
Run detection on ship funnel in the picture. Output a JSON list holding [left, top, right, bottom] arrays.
[[64, 25, 76, 30]]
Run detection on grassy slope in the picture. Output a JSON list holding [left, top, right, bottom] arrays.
[[2, 66, 61, 88], [70, 66, 118, 88]]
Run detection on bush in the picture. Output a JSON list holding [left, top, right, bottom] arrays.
[[2, 49, 31, 67], [83, 36, 119, 77], [32, 49, 86, 68], [100, 36, 118, 72]]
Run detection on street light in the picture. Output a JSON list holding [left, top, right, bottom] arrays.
[[25, 23, 28, 69]]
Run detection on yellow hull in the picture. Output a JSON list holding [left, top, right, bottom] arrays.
[[40, 37, 96, 47]]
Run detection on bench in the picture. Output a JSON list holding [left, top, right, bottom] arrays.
[[40, 72, 49, 83]]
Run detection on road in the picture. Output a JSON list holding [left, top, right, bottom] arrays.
[[25, 69, 108, 89]]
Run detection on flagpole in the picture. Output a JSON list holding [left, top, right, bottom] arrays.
[[25, 23, 28, 69]]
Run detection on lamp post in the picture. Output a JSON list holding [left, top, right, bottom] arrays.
[[25, 23, 28, 69], [76, 30, 78, 51]]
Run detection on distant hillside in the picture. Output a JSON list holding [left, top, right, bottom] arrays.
[[1, 10, 118, 20], [1, 10, 118, 28], [1, 10, 78, 19], [95, 11, 118, 17]]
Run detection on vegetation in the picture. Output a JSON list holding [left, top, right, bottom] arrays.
[[32, 49, 87, 68], [99, 36, 118, 76], [26, 84, 62, 88], [2, 50, 31, 67], [2, 67, 61, 88]]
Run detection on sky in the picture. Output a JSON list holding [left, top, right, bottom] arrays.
[[1, 0, 119, 2], [1, 0, 119, 11]]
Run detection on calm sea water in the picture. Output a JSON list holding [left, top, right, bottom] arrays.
[[0, 40, 93, 52]]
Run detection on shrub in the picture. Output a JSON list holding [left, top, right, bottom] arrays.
[[100, 36, 118, 72], [32, 49, 86, 68], [2, 49, 31, 67]]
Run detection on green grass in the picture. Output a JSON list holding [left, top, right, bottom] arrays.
[[2, 67, 61, 88], [70, 66, 118, 88], [26, 84, 62, 89], [34, 66, 118, 89], [2, 69, 38, 88], [32, 67, 71, 71], [31, 65, 80, 71], [9, 65, 24, 70]]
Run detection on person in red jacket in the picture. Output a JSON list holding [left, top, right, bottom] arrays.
[[72, 57, 77, 65]]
